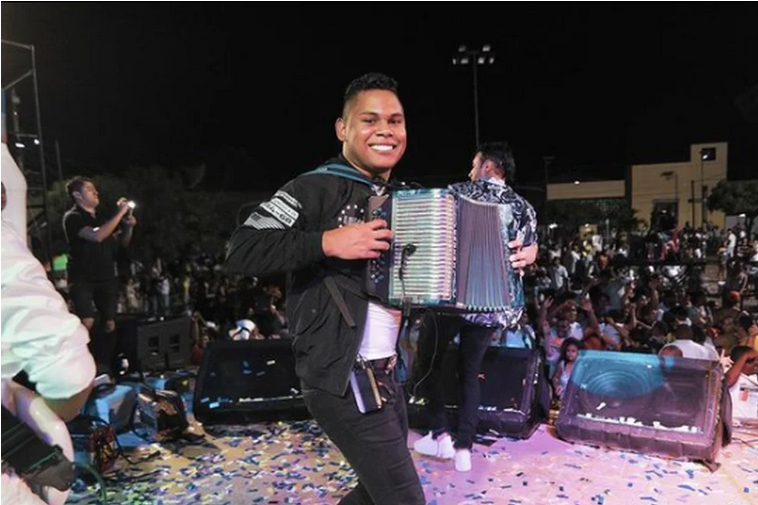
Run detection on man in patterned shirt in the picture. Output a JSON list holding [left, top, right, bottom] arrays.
[[413, 141, 538, 472]]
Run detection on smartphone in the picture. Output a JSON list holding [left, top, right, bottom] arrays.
[[349, 367, 383, 414]]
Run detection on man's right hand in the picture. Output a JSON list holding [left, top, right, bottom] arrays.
[[116, 197, 131, 214], [322, 219, 393, 260]]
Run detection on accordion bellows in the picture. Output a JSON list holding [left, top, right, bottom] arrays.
[[367, 188, 524, 317]]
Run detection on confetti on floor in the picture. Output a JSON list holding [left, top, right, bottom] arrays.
[[67, 421, 758, 505]]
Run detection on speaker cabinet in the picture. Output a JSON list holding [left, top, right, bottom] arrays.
[[193, 340, 309, 425], [409, 346, 547, 440], [116, 315, 191, 372], [556, 350, 723, 465]]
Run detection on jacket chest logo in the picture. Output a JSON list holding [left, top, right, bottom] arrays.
[[337, 204, 365, 227]]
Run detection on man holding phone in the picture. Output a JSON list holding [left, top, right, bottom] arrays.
[[63, 176, 137, 372]]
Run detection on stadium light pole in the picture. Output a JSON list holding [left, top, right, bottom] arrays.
[[452, 44, 495, 148]]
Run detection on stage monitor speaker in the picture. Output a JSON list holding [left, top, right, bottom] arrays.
[[193, 340, 310, 425], [409, 346, 548, 440], [116, 315, 191, 373], [555, 350, 724, 466]]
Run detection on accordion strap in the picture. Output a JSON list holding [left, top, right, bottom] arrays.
[[323, 277, 357, 328], [300, 163, 375, 187]]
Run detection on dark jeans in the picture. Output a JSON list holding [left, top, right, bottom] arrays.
[[302, 370, 425, 505], [69, 278, 118, 321], [414, 312, 495, 449], [70, 278, 119, 370]]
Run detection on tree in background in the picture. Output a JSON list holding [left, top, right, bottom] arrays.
[[47, 165, 254, 262], [708, 180, 758, 237], [543, 198, 641, 236]]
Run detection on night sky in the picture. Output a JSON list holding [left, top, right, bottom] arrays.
[[3, 3, 757, 194]]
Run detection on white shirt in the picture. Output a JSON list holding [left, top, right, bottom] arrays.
[[1, 220, 96, 399], [550, 265, 569, 290], [661, 340, 719, 361], [729, 374, 758, 423], [569, 250, 581, 274], [503, 326, 535, 349], [599, 322, 621, 349], [727, 233, 737, 254], [358, 301, 401, 360], [569, 322, 584, 340], [1, 143, 28, 236], [2, 219, 96, 505]]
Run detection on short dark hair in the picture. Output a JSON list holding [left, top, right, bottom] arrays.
[[675, 325, 693, 341], [691, 324, 706, 345], [476, 141, 516, 182], [738, 314, 756, 332], [731, 345, 756, 363], [342, 73, 399, 116], [66, 176, 93, 202], [652, 320, 669, 335]]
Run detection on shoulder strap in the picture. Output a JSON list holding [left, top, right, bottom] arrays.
[[299, 163, 374, 187]]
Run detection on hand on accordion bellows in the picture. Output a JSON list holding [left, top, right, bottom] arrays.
[[322, 219, 393, 260], [508, 239, 538, 269]]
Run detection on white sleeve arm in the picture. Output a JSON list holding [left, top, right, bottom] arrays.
[[1, 224, 96, 399]]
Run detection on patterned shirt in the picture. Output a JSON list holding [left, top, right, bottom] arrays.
[[448, 179, 537, 328]]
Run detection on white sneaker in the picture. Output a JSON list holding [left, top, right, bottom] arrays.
[[455, 449, 472, 472], [413, 432, 455, 459]]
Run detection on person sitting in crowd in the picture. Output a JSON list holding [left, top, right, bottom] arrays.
[[737, 314, 758, 351], [541, 300, 574, 377], [713, 314, 739, 354], [716, 291, 742, 325], [552, 337, 583, 400], [724, 346, 758, 427]]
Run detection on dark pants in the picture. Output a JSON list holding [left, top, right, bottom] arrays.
[[414, 312, 495, 449], [302, 370, 425, 505], [70, 278, 119, 370]]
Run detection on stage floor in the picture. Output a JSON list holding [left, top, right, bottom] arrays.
[[67, 419, 757, 505]]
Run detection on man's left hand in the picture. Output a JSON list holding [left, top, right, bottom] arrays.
[[508, 239, 538, 269], [124, 215, 138, 228]]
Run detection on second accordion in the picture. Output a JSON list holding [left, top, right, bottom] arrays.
[[366, 188, 525, 317]]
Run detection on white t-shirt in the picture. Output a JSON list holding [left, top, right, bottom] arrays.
[[358, 301, 401, 360], [729, 374, 758, 423], [661, 340, 719, 361], [550, 265, 569, 290], [599, 322, 621, 349], [569, 250, 581, 274], [503, 326, 534, 349], [727, 233, 737, 254], [569, 322, 584, 340]]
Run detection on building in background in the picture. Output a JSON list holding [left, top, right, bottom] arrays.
[[546, 142, 728, 231]]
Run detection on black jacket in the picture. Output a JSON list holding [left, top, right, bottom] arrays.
[[226, 158, 383, 396]]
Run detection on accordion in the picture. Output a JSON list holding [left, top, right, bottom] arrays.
[[366, 188, 525, 319]]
